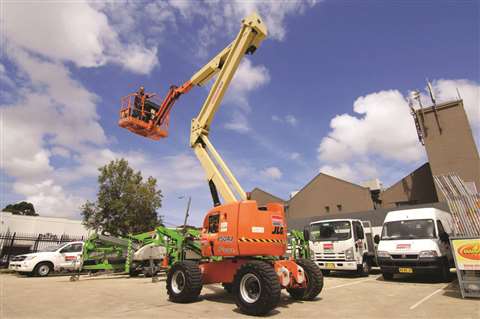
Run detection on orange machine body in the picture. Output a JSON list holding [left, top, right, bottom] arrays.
[[200, 200, 287, 258]]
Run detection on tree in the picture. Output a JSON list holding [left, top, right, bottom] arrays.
[[2, 201, 38, 216], [81, 159, 163, 236]]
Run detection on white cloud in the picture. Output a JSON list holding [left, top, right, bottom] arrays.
[[272, 114, 298, 126], [169, 1, 319, 52], [318, 90, 424, 163], [3, 1, 159, 74], [319, 162, 379, 184], [224, 111, 251, 133], [261, 166, 283, 180], [318, 79, 480, 185], [430, 79, 480, 133], [13, 180, 83, 219], [227, 59, 270, 111], [224, 59, 270, 132], [285, 115, 298, 126], [290, 152, 301, 160]]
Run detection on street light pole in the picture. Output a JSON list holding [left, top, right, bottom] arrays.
[[182, 196, 191, 232]]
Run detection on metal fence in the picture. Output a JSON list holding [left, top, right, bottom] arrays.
[[0, 232, 85, 267], [434, 174, 480, 298], [434, 174, 480, 237]]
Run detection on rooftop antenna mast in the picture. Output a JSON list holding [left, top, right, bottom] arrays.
[[427, 79, 442, 134], [409, 90, 425, 145]]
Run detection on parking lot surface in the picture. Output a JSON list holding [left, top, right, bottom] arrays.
[[1, 271, 478, 318]]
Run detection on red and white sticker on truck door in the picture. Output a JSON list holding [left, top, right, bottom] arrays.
[[272, 216, 283, 227], [396, 244, 411, 249]]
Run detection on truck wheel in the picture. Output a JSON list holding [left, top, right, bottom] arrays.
[[382, 272, 394, 280], [233, 260, 281, 316], [439, 261, 451, 283], [166, 261, 202, 303], [34, 262, 52, 277], [357, 260, 371, 277], [222, 283, 233, 293], [287, 259, 324, 301]]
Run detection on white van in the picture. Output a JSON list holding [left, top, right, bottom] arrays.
[[376, 208, 453, 281]]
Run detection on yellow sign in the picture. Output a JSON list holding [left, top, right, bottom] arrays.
[[452, 238, 480, 270]]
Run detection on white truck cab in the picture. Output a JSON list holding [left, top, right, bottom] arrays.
[[308, 219, 381, 276], [8, 241, 84, 277], [376, 208, 453, 281]]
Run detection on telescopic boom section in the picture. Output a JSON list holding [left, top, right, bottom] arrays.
[[119, 13, 267, 206]]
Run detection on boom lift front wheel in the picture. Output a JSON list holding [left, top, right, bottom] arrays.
[[232, 260, 281, 316], [167, 261, 203, 303]]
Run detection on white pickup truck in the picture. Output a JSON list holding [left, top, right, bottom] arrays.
[[9, 241, 84, 277]]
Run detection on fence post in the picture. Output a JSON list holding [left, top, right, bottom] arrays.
[[5, 232, 17, 264], [33, 234, 42, 252]]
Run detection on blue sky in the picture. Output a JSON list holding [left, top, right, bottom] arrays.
[[1, 1, 479, 227]]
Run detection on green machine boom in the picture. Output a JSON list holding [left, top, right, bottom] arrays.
[[81, 226, 202, 276], [288, 229, 311, 260]]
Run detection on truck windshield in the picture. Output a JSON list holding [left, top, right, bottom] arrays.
[[381, 219, 436, 240], [310, 221, 351, 241]]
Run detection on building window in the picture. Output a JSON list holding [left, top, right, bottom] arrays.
[[325, 206, 330, 213], [337, 204, 342, 212]]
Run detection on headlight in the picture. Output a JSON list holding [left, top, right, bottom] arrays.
[[345, 247, 354, 261], [377, 251, 390, 258], [24, 256, 37, 261], [419, 250, 438, 258]]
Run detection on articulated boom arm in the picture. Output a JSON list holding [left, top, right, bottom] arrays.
[[132, 13, 267, 206], [189, 13, 267, 205]]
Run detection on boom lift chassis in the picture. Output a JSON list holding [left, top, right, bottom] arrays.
[[119, 13, 323, 315]]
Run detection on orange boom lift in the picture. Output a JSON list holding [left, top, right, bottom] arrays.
[[118, 13, 323, 315]]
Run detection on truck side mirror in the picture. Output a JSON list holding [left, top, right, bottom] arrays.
[[374, 235, 380, 244], [303, 227, 310, 241]]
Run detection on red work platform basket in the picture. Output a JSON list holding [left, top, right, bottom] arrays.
[[118, 93, 169, 141]]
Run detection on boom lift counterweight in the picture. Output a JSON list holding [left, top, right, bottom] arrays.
[[118, 13, 323, 316]]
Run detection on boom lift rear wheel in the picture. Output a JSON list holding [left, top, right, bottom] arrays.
[[232, 260, 281, 316], [167, 261, 203, 303], [286, 259, 323, 301]]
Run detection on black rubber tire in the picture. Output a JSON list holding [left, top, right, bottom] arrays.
[[287, 259, 324, 301], [233, 260, 281, 316], [222, 283, 233, 293], [357, 259, 371, 277], [129, 269, 141, 277], [166, 261, 202, 303], [321, 269, 331, 276], [382, 272, 394, 280], [33, 262, 52, 277]]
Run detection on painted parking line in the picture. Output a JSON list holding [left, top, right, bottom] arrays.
[[325, 277, 376, 290], [409, 284, 449, 310]]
